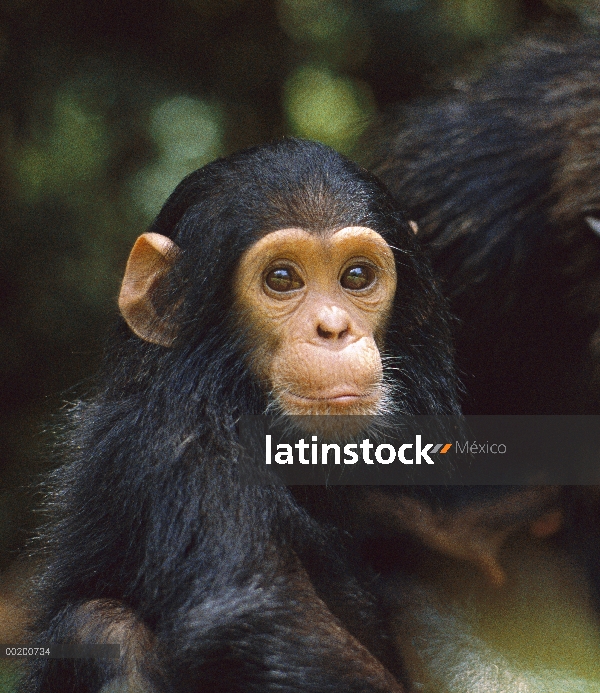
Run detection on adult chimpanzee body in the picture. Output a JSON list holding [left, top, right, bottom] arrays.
[[20, 139, 460, 693], [371, 30, 600, 416], [367, 29, 600, 692]]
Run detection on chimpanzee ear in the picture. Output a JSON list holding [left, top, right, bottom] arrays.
[[118, 233, 181, 347]]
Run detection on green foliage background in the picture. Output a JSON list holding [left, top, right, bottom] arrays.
[[0, 0, 594, 641]]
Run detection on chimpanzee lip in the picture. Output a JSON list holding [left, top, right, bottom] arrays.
[[285, 390, 374, 404]]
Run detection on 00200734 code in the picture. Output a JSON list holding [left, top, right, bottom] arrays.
[[0, 645, 119, 659]]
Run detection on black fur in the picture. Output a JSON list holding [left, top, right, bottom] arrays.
[[371, 29, 600, 415], [368, 30, 600, 692], [21, 138, 459, 693]]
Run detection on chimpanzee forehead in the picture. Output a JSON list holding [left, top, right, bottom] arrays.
[[247, 226, 395, 262]]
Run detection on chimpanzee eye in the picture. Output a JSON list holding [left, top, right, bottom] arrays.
[[340, 265, 375, 291], [265, 267, 304, 292]]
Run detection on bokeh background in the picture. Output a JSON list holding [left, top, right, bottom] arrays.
[[0, 0, 597, 687]]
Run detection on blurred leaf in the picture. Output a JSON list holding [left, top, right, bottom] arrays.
[[131, 96, 225, 221], [441, 0, 519, 38], [278, 0, 371, 67], [0, 662, 20, 692], [284, 65, 375, 154], [15, 89, 111, 202]]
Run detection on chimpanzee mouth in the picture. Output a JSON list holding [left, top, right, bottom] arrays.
[[285, 391, 374, 405], [277, 389, 384, 418]]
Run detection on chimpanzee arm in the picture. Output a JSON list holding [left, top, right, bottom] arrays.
[[19, 440, 404, 693], [21, 569, 404, 693]]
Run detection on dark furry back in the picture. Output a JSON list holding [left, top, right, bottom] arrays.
[[370, 30, 600, 414]]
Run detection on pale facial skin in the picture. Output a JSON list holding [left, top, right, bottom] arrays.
[[234, 226, 397, 415], [118, 226, 397, 416]]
